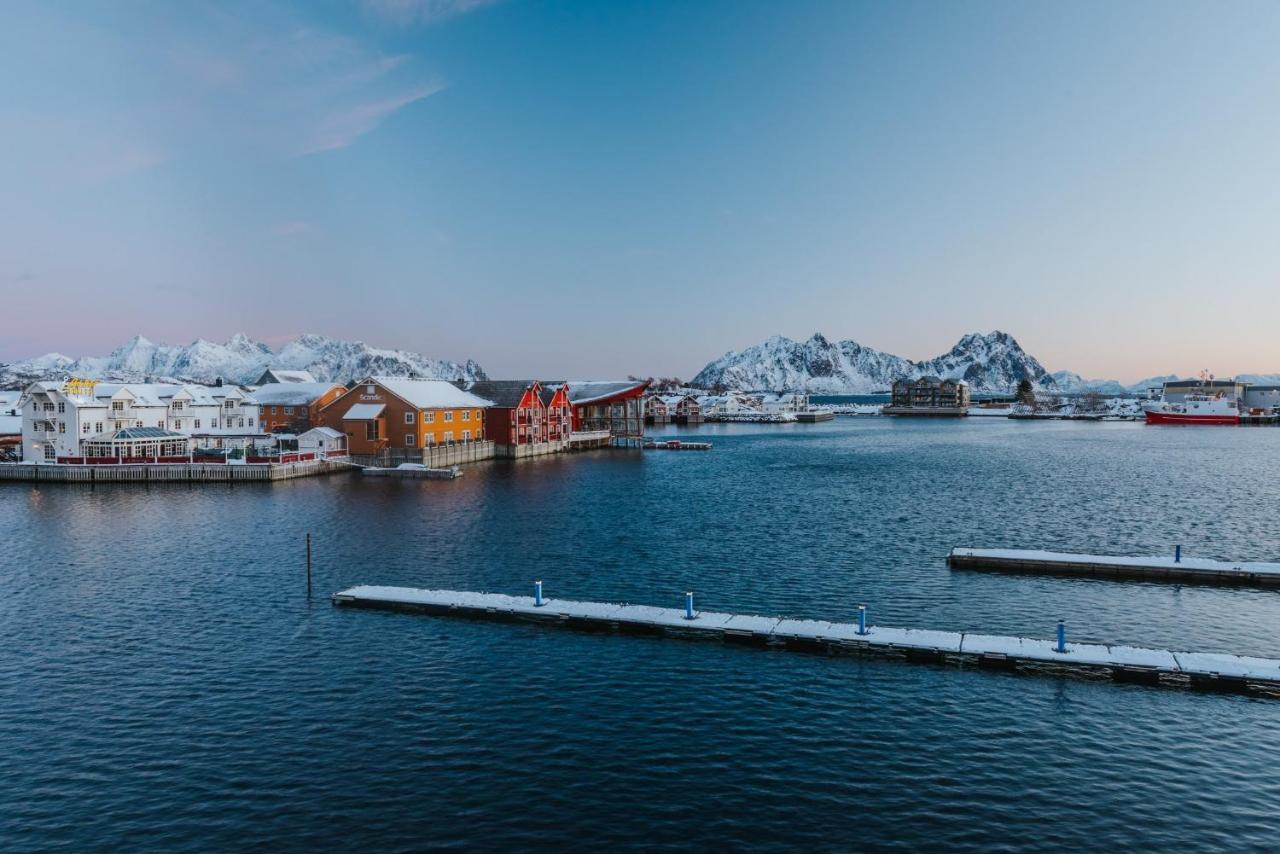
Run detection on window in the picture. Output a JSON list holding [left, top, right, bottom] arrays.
[[424, 412, 434, 423], [136, 421, 143, 428], [44, 445, 55, 461], [58, 422, 65, 433], [112, 401, 124, 411], [444, 411, 453, 422], [238, 418, 245, 428], [405, 434, 415, 447], [195, 419, 201, 429], [443, 431, 454, 443], [271, 407, 278, 415], [82, 423, 89, 433], [462, 429, 471, 441], [365, 422, 379, 441], [462, 410, 470, 421], [171, 401, 183, 410], [174, 419, 182, 430], [405, 412, 416, 424], [423, 434, 434, 446], [284, 407, 294, 415], [57, 402, 65, 413], [95, 422, 102, 433], [366, 385, 376, 395]]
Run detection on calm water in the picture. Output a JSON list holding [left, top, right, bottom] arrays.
[[4, 418, 1280, 850]]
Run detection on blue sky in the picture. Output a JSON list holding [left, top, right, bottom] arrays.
[[2, 0, 1278, 381]]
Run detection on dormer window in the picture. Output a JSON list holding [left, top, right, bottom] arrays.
[[366, 385, 376, 395]]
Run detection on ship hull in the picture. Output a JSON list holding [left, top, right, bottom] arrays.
[[1144, 410, 1239, 426]]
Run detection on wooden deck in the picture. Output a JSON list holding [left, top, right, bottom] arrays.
[[948, 547, 1280, 588], [332, 586, 1280, 697]]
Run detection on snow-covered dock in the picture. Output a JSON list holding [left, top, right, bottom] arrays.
[[331, 586, 1280, 696], [948, 548, 1280, 588]]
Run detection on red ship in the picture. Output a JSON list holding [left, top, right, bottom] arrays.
[[1142, 372, 1240, 425]]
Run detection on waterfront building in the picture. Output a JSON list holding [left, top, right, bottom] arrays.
[[255, 368, 318, 385], [1243, 386, 1280, 414], [297, 426, 347, 457], [466, 381, 548, 446], [20, 379, 264, 462], [885, 377, 970, 415], [539, 383, 574, 443], [540, 380, 650, 444], [1160, 379, 1248, 404], [320, 376, 491, 456], [645, 394, 670, 424], [252, 382, 347, 433], [663, 393, 703, 424], [760, 392, 810, 414]]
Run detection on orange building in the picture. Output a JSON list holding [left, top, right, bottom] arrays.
[[253, 382, 348, 433], [320, 376, 491, 455]]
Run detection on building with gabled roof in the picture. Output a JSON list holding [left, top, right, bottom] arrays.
[[319, 376, 491, 456], [252, 382, 347, 433], [256, 368, 317, 385], [466, 381, 547, 447]]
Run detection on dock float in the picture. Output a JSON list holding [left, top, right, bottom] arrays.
[[361, 464, 463, 480], [332, 586, 1280, 697], [948, 547, 1280, 588], [643, 440, 712, 451]]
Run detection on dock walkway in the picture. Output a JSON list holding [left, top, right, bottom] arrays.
[[948, 547, 1280, 587], [332, 586, 1280, 696]]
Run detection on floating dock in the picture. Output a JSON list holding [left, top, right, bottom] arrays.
[[362, 465, 463, 480], [331, 586, 1280, 697], [948, 547, 1280, 588], [643, 440, 712, 451]]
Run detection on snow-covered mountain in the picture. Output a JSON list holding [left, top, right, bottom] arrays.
[[0, 334, 487, 388], [691, 331, 1055, 393]]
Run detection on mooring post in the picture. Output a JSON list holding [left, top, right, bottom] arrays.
[[1056, 620, 1066, 653], [1175, 544, 1182, 563], [534, 580, 544, 607], [857, 604, 868, 635], [305, 532, 312, 598], [685, 591, 695, 620]]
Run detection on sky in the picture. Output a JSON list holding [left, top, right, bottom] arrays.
[[2, 0, 1279, 382]]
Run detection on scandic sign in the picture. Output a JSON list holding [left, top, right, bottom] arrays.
[[359, 394, 383, 401]]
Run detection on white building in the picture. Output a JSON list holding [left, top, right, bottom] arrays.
[[256, 368, 318, 385], [20, 379, 264, 462], [760, 392, 810, 414], [297, 426, 346, 456]]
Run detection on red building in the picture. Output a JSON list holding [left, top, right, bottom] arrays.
[[540, 383, 573, 442], [543, 380, 650, 444], [466, 381, 548, 446]]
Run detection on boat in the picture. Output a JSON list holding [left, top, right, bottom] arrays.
[[1143, 371, 1240, 425]]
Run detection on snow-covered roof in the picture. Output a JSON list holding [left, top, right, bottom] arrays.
[[541, 380, 650, 405], [257, 368, 317, 384], [342, 403, 385, 420], [249, 382, 342, 406], [299, 426, 344, 439], [369, 376, 492, 409]]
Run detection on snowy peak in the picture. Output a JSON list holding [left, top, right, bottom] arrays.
[[692, 330, 1051, 393], [0, 334, 487, 387]]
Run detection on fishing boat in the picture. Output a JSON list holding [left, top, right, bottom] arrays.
[[1143, 371, 1240, 425]]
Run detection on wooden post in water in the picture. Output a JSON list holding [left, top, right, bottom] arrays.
[[306, 533, 312, 598]]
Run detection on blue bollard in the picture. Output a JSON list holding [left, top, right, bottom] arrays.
[[1175, 544, 1182, 563], [685, 591, 695, 619], [1056, 620, 1066, 653], [857, 604, 868, 635], [534, 580, 544, 607]]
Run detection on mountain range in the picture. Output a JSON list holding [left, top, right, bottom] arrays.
[[689, 331, 1272, 394], [0, 334, 487, 388]]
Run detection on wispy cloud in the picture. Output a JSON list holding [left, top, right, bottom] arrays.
[[296, 79, 447, 156], [363, 0, 503, 27]]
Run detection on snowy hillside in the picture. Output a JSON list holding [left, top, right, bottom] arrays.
[[0, 334, 487, 388], [691, 331, 1054, 393]]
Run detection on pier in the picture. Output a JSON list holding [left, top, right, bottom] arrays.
[[0, 458, 353, 483], [332, 585, 1280, 696], [643, 439, 712, 451], [362, 464, 463, 479], [948, 547, 1280, 587]]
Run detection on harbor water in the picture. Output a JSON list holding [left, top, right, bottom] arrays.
[[3, 418, 1280, 849]]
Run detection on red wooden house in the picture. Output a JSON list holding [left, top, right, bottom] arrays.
[[465, 381, 547, 446], [539, 383, 574, 442]]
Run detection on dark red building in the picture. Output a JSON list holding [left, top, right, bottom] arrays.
[[465, 381, 548, 446]]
